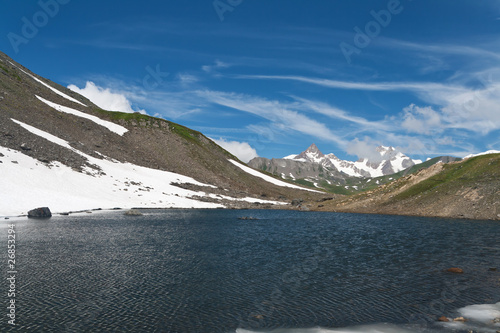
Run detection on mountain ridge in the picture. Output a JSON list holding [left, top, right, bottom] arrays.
[[0, 51, 326, 216]]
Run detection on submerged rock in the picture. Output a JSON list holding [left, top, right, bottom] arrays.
[[125, 209, 143, 216], [28, 207, 52, 218], [238, 216, 259, 220], [438, 316, 450, 322], [446, 267, 464, 274]]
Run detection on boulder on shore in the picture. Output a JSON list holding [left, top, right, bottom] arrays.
[[28, 207, 52, 218]]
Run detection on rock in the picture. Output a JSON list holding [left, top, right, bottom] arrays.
[[489, 267, 497, 272], [125, 209, 143, 216], [291, 199, 304, 206], [493, 317, 500, 323], [438, 316, 450, 322], [238, 216, 258, 220], [60, 212, 70, 216], [298, 205, 310, 211], [28, 207, 52, 218], [446, 267, 464, 274], [253, 314, 264, 320], [20, 143, 31, 151], [453, 316, 467, 322]]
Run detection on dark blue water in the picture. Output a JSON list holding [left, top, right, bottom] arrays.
[[1, 210, 499, 332]]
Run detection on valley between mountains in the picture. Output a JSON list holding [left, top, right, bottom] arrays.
[[0, 51, 498, 220]]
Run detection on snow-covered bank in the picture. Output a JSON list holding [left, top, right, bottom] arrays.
[[0, 144, 222, 216], [235, 301, 500, 333], [0, 121, 286, 216]]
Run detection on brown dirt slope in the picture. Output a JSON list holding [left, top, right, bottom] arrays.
[[314, 154, 500, 220]]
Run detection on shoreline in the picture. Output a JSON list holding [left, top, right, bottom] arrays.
[[2, 204, 500, 222]]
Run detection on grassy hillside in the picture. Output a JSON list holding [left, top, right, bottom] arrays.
[[315, 154, 500, 220]]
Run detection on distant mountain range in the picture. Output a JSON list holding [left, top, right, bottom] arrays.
[[248, 143, 423, 189]]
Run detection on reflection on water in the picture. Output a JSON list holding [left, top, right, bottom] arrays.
[[0, 210, 499, 332]]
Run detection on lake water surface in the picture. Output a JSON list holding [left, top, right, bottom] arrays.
[[1, 210, 499, 332]]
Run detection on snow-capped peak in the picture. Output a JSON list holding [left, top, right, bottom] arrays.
[[295, 143, 325, 163], [283, 144, 419, 178]]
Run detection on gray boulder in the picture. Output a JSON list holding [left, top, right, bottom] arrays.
[[28, 207, 52, 218]]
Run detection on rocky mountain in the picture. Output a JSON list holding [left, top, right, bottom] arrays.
[[248, 143, 422, 191], [0, 51, 325, 216], [313, 153, 500, 220]]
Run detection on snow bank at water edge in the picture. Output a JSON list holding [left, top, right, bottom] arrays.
[[0, 122, 286, 216]]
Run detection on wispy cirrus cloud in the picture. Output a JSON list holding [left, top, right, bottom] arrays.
[[197, 90, 349, 147], [291, 96, 391, 131], [376, 37, 500, 61], [235, 74, 464, 94]]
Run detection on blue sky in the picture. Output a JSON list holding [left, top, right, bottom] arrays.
[[2, 0, 500, 162]]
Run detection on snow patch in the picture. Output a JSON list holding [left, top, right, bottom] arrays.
[[36, 96, 128, 136]]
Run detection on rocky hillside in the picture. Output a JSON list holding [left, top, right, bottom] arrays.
[[0, 51, 326, 216], [313, 153, 500, 220]]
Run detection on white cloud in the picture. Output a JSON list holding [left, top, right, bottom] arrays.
[[177, 73, 199, 85], [67, 81, 146, 114], [346, 137, 382, 162], [210, 138, 258, 163], [401, 104, 442, 134], [202, 60, 231, 73]]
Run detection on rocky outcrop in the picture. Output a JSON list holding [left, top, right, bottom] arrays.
[[28, 207, 52, 218]]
